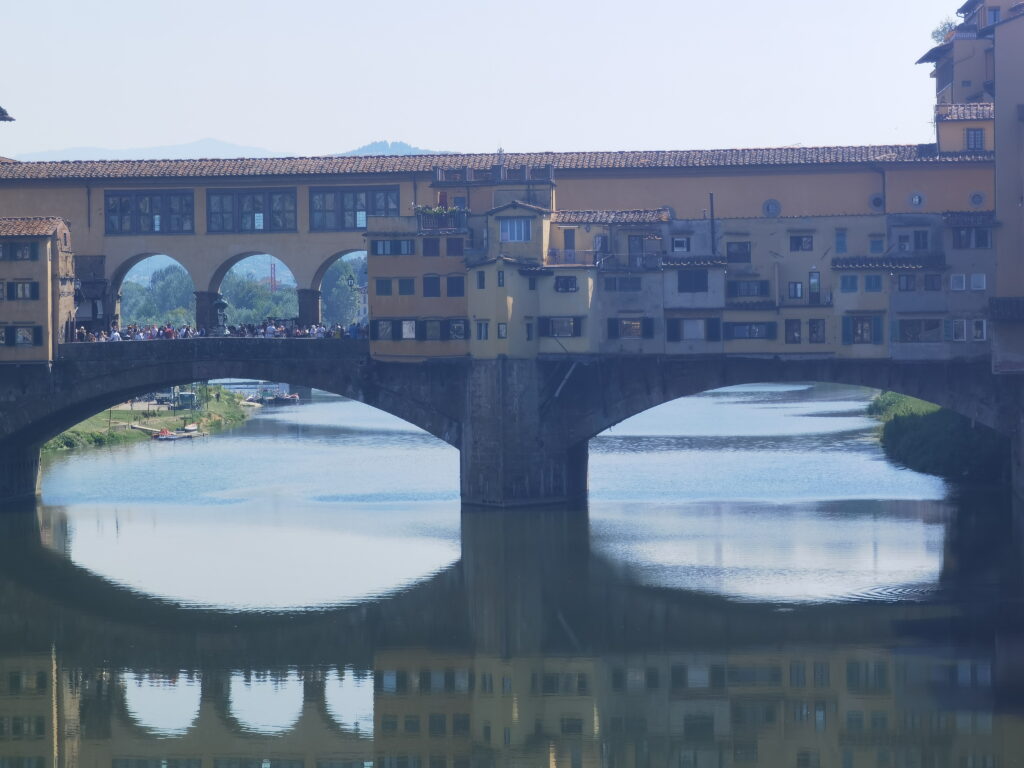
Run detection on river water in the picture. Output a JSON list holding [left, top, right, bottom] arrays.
[[2, 383, 1021, 768]]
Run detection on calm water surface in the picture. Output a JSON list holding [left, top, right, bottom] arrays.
[[2, 382, 1021, 767]]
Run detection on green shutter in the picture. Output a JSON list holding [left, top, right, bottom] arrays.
[[943, 318, 953, 341], [4, 328, 14, 346], [872, 316, 884, 345], [415, 321, 427, 341], [759, 280, 770, 297], [538, 317, 551, 337], [891, 320, 899, 343], [5, 283, 15, 301], [440, 320, 451, 341], [30, 243, 39, 261], [391, 319, 403, 340], [706, 318, 721, 342], [666, 318, 681, 342], [842, 316, 853, 345], [765, 322, 778, 340], [641, 318, 655, 339], [32, 326, 43, 346], [572, 317, 583, 337], [29, 282, 39, 300], [726, 282, 738, 298], [370, 321, 380, 340], [607, 318, 619, 340]]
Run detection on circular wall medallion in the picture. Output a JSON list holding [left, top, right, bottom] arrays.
[[910, 193, 925, 208], [762, 199, 782, 218], [970, 192, 985, 207], [870, 194, 885, 211]]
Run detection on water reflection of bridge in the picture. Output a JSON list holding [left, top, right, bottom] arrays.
[[1, 501, 1022, 768]]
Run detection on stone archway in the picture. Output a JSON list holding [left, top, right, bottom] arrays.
[[108, 253, 198, 331], [200, 252, 300, 331], [309, 249, 368, 329]]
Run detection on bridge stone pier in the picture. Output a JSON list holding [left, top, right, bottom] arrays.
[[0, 339, 1022, 507]]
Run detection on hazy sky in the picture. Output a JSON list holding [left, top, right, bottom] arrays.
[[1, 0, 953, 157]]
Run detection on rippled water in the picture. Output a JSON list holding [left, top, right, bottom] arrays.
[[3, 381, 1019, 766]]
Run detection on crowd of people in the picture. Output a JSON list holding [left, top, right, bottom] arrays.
[[72, 321, 368, 342]]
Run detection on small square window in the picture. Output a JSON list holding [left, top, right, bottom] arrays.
[[497, 322, 507, 339], [726, 242, 751, 263], [528, 277, 537, 290], [951, 273, 967, 291], [835, 230, 847, 254], [423, 238, 440, 257], [423, 276, 441, 297], [973, 319, 987, 341], [898, 274, 916, 292], [497, 270, 505, 287], [924, 273, 942, 291], [840, 275, 858, 293], [953, 318, 967, 341], [476, 271, 485, 289], [671, 237, 691, 252], [788, 282, 804, 299], [398, 278, 415, 295], [970, 273, 987, 290], [554, 275, 578, 292], [446, 275, 465, 297], [401, 320, 417, 340], [869, 237, 885, 254], [375, 278, 392, 296], [376, 320, 393, 340], [864, 275, 883, 292], [789, 235, 814, 252], [446, 237, 464, 257], [476, 320, 489, 340]]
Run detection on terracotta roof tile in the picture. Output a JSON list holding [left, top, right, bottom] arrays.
[[0, 145, 991, 183], [936, 103, 994, 121], [552, 208, 670, 225], [0, 217, 66, 237]]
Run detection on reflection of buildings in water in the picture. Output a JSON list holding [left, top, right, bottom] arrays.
[[371, 645, 1020, 768], [6, 500, 1024, 766]]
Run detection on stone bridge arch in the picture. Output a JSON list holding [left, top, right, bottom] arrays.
[[108, 253, 198, 329], [0, 339, 465, 499], [558, 356, 1019, 446]]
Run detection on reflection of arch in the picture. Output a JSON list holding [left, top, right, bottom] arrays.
[[311, 249, 366, 293], [228, 670, 303, 734], [208, 251, 298, 294], [110, 253, 196, 299], [322, 667, 374, 735], [119, 670, 201, 736]]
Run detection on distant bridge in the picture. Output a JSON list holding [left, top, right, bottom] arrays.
[[0, 339, 1021, 505]]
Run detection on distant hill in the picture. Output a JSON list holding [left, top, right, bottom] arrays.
[[14, 138, 452, 162], [334, 140, 452, 157]]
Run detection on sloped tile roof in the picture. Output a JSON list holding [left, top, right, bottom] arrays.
[[936, 103, 994, 121], [0, 145, 992, 182], [552, 208, 670, 224], [0, 217, 66, 237]]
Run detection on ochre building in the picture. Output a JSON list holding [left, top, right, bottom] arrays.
[[0, 1, 1020, 371]]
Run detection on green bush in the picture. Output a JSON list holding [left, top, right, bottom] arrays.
[[870, 392, 1008, 483]]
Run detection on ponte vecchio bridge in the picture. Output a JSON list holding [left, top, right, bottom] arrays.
[[0, 338, 1020, 507]]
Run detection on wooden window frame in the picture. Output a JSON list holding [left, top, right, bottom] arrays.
[[206, 188, 297, 234]]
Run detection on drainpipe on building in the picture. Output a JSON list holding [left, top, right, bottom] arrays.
[[709, 193, 717, 256]]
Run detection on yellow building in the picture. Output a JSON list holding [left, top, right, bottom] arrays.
[[0, 218, 76, 363]]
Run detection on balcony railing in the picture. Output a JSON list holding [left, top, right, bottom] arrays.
[[416, 210, 469, 232], [547, 248, 598, 266]]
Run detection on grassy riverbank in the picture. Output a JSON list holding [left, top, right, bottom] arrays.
[[868, 391, 1009, 483], [42, 386, 249, 453]]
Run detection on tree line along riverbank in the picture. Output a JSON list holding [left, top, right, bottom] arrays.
[[868, 391, 1010, 484], [42, 386, 249, 452]]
